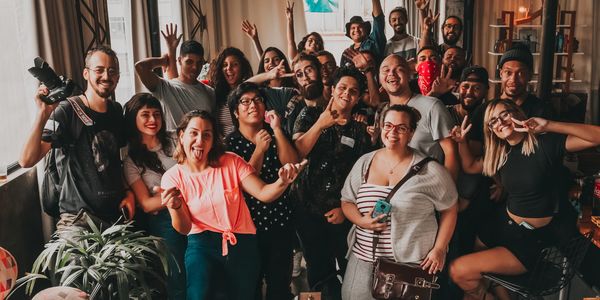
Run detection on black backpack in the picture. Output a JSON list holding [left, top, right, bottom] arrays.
[[40, 96, 93, 217]]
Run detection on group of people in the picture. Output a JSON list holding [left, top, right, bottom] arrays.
[[18, 1, 600, 300]]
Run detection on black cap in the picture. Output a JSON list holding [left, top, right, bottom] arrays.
[[460, 65, 489, 85], [499, 44, 533, 70], [345, 16, 372, 39]]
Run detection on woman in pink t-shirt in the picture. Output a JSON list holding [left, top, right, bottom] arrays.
[[160, 110, 304, 300]]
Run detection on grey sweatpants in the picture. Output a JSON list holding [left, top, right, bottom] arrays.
[[341, 253, 376, 300]]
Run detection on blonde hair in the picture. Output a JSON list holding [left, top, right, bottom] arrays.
[[482, 99, 537, 176]]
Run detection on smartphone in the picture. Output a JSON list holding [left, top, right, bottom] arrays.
[[121, 207, 130, 221], [371, 200, 391, 223]]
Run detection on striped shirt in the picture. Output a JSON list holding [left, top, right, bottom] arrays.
[[352, 184, 394, 263], [217, 104, 234, 137]]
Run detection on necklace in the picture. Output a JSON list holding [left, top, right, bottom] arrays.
[[389, 160, 403, 174]]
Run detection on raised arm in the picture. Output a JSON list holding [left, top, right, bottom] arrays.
[[343, 48, 381, 107], [285, 1, 299, 60], [450, 116, 483, 174], [19, 86, 55, 168], [372, 0, 383, 17], [246, 60, 293, 84], [240, 161, 305, 202], [512, 117, 600, 152], [135, 54, 169, 92], [267, 110, 299, 165], [419, 8, 439, 49], [242, 20, 264, 60], [293, 100, 339, 158], [161, 23, 182, 80]]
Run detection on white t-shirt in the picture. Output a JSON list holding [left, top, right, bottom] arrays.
[[385, 36, 418, 59], [153, 78, 216, 131]]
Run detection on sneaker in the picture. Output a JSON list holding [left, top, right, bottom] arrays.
[[292, 250, 303, 277]]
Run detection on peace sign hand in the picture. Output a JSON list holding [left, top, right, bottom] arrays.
[[285, 1, 294, 21], [422, 9, 439, 31], [450, 115, 472, 144], [511, 117, 549, 134], [429, 64, 456, 96], [267, 60, 294, 80]]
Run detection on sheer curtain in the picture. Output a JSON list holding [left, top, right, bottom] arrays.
[[182, 0, 307, 72]]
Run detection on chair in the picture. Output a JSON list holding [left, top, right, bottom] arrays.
[[483, 233, 592, 300]]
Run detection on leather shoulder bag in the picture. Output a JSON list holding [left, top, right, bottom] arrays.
[[370, 157, 441, 300]]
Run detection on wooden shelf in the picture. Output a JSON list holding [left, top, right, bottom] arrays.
[[488, 78, 583, 84], [488, 51, 584, 56], [489, 24, 586, 28]]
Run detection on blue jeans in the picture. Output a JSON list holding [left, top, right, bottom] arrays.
[[186, 231, 260, 300], [146, 209, 187, 300]]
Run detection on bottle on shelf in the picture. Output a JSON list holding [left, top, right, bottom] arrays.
[[592, 171, 600, 216]]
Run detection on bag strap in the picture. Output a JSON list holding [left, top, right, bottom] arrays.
[[372, 156, 434, 261], [67, 96, 94, 126]]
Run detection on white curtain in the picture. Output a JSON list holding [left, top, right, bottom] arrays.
[[186, 0, 308, 72]]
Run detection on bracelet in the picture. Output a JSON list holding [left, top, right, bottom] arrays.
[[172, 202, 182, 210]]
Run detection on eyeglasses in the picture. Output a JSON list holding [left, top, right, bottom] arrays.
[[87, 67, 120, 77], [487, 110, 513, 129], [295, 66, 316, 79], [239, 96, 264, 107], [382, 122, 411, 134], [443, 24, 461, 30]]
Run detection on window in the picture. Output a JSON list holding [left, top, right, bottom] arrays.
[[303, 0, 419, 61], [0, 0, 39, 167], [158, 0, 182, 55], [107, 0, 135, 103]]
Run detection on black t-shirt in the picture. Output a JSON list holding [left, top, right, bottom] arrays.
[[500, 133, 566, 218], [225, 129, 293, 232], [470, 94, 555, 142], [42, 97, 126, 220], [292, 106, 371, 214]]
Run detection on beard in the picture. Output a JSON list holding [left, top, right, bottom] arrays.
[[443, 33, 459, 45], [394, 24, 406, 35], [460, 98, 481, 112], [301, 80, 324, 100]]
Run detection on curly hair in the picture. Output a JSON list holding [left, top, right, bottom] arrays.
[[123, 93, 173, 176], [297, 32, 324, 55], [207, 47, 254, 106]]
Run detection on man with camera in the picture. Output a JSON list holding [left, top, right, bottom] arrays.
[[19, 46, 134, 235]]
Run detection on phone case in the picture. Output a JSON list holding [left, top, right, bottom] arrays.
[[372, 200, 392, 223]]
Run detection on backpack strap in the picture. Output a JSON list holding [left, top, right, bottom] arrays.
[[67, 96, 93, 126]]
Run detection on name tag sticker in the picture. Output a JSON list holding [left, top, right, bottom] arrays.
[[341, 135, 355, 148]]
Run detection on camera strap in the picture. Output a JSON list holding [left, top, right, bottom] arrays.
[[67, 96, 93, 126], [372, 156, 434, 262]]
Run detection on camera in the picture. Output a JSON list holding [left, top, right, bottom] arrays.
[[28, 57, 76, 104]]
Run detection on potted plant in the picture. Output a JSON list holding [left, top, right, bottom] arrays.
[[8, 219, 174, 299]]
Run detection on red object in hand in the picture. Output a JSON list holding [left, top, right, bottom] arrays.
[[265, 111, 271, 124]]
